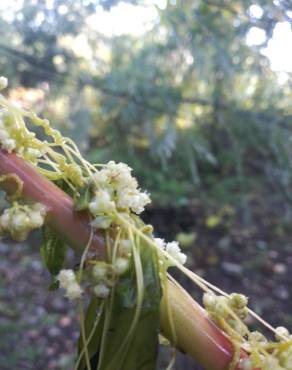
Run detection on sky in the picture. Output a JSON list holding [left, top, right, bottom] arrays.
[[1, 0, 292, 73], [90, 2, 292, 73]]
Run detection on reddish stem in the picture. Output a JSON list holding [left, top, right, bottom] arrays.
[[0, 148, 254, 370], [0, 149, 105, 258]]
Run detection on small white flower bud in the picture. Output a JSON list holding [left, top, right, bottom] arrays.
[[249, 331, 267, 343], [0, 211, 10, 228], [165, 241, 187, 265], [240, 358, 252, 370], [12, 213, 27, 231], [177, 252, 187, 265], [93, 283, 110, 299], [0, 76, 8, 90], [57, 269, 82, 300], [275, 326, 290, 341], [119, 239, 132, 256], [26, 148, 41, 158], [89, 189, 115, 215], [230, 293, 248, 309], [203, 292, 217, 310], [30, 211, 44, 227], [92, 263, 108, 280], [57, 269, 76, 289], [166, 241, 180, 253], [154, 238, 165, 250], [114, 257, 129, 275], [2, 138, 16, 153], [66, 283, 83, 300]]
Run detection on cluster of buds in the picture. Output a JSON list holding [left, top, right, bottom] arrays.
[[0, 108, 44, 163], [91, 239, 132, 299], [91, 262, 112, 299], [0, 76, 44, 161], [89, 161, 151, 221], [155, 238, 187, 265], [57, 269, 83, 300], [203, 292, 248, 336], [204, 293, 292, 370], [0, 202, 47, 241]]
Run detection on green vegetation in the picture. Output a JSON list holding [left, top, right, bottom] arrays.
[[1, 0, 291, 209]]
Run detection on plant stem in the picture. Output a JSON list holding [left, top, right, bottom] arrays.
[[0, 148, 252, 370], [0, 149, 105, 259]]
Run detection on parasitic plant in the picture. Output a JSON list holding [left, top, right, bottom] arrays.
[[0, 77, 291, 370]]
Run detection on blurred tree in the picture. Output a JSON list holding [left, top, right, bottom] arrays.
[[0, 0, 292, 210]]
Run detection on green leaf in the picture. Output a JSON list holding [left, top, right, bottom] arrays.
[[100, 241, 161, 370], [40, 226, 67, 276], [119, 244, 161, 370]]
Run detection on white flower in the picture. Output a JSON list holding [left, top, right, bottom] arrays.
[[166, 241, 187, 265], [154, 238, 166, 250], [11, 213, 29, 231], [262, 357, 281, 370], [229, 293, 248, 309], [0, 115, 16, 153], [92, 171, 108, 185], [240, 358, 253, 370], [57, 269, 76, 288], [114, 257, 129, 275], [91, 161, 151, 215], [0, 76, 8, 90], [0, 210, 10, 229], [92, 263, 108, 280], [0, 126, 16, 152], [249, 331, 267, 343], [66, 283, 83, 300], [31, 211, 45, 227], [119, 239, 132, 256], [0, 202, 46, 241], [104, 161, 135, 189], [89, 189, 115, 215], [93, 283, 110, 299], [57, 269, 83, 300], [275, 326, 290, 341], [203, 292, 217, 311], [26, 148, 42, 159]]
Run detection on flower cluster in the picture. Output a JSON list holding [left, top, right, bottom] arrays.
[[91, 262, 112, 299], [203, 292, 248, 336], [57, 269, 83, 300], [0, 106, 45, 162], [203, 292, 248, 318], [114, 239, 132, 274], [90, 239, 132, 299], [89, 161, 151, 220], [0, 109, 16, 153], [204, 292, 292, 370], [0, 202, 47, 241], [155, 238, 187, 265]]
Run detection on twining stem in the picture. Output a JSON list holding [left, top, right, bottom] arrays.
[[0, 149, 249, 370]]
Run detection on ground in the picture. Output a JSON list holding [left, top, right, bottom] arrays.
[[0, 200, 291, 369]]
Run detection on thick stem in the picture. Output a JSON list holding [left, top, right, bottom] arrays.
[[0, 149, 248, 370], [161, 280, 248, 370], [0, 150, 105, 258]]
